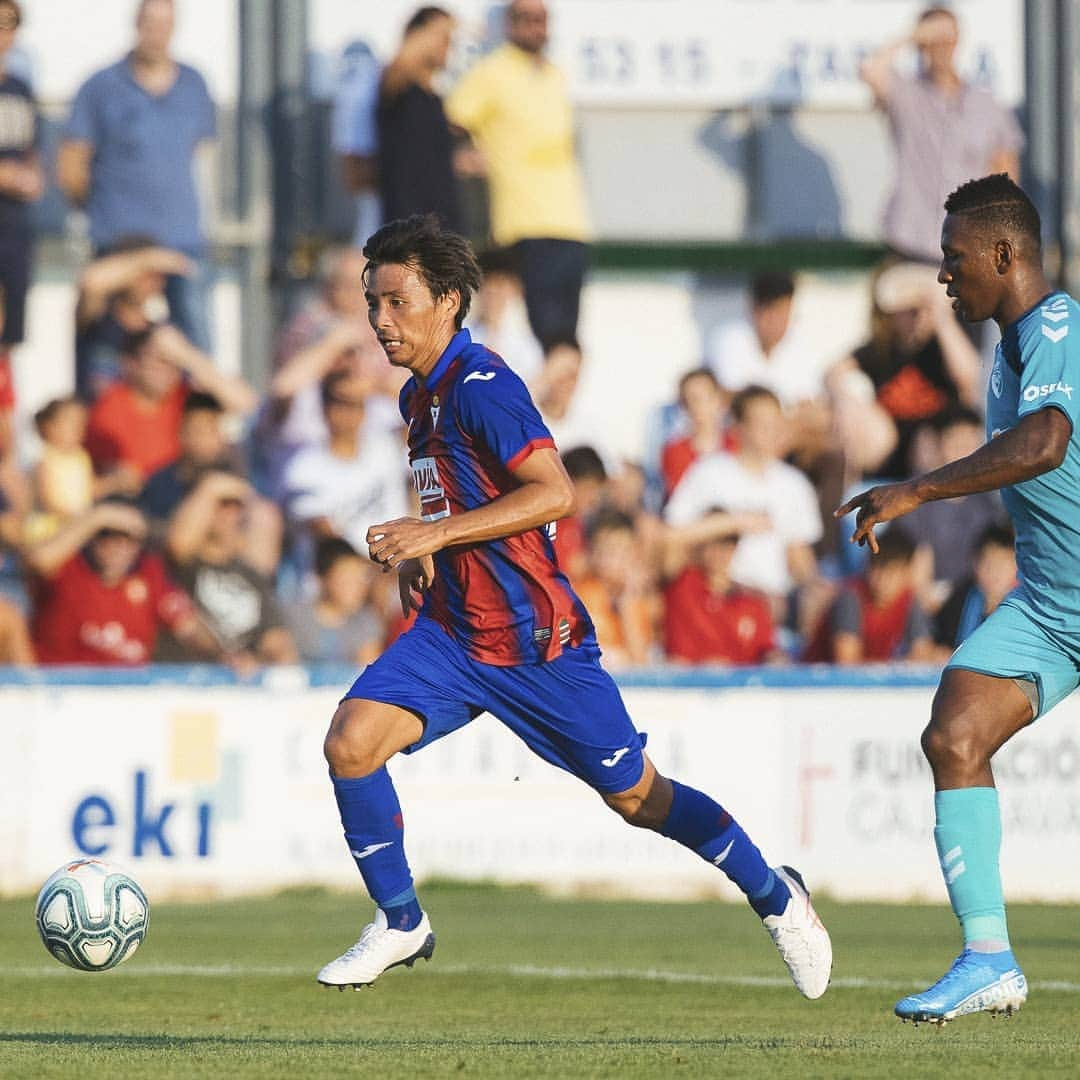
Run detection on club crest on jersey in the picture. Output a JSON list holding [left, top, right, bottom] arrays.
[[430, 394, 441, 429], [991, 361, 1003, 399], [411, 455, 451, 520]]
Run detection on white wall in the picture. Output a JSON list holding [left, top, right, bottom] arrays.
[[3, 679, 1078, 901]]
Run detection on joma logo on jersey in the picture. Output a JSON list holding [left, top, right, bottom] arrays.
[[411, 455, 451, 521], [1023, 381, 1073, 402]]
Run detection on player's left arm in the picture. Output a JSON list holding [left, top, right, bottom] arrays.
[[837, 407, 1071, 552], [368, 447, 574, 568]]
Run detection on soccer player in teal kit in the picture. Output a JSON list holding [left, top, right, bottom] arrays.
[[314, 214, 832, 998], [839, 174, 1080, 1024]]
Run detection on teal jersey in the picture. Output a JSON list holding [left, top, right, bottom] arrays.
[[987, 291, 1080, 635]]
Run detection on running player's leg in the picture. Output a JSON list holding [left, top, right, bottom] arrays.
[[895, 598, 1079, 1023], [477, 642, 831, 997], [318, 618, 477, 987]]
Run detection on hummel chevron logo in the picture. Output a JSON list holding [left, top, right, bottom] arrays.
[[464, 371, 497, 383], [601, 746, 630, 768], [1042, 325, 1069, 343], [350, 842, 394, 860], [1042, 308, 1069, 323]]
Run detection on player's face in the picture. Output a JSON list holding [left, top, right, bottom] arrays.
[[938, 214, 1002, 323], [366, 262, 459, 378]]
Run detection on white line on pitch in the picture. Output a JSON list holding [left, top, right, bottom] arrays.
[[1, 962, 1078, 993]]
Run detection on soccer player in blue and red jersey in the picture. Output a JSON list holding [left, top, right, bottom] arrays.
[[316, 215, 832, 997], [839, 175, 1080, 1024]]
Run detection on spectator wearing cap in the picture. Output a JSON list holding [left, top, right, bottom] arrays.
[[803, 525, 934, 664], [833, 261, 981, 480], [285, 537, 385, 666], [57, 0, 217, 351], [0, 0, 43, 463], [26, 500, 214, 665], [662, 506, 780, 666], [85, 324, 256, 488], [446, 0, 590, 353], [162, 471, 297, 667]]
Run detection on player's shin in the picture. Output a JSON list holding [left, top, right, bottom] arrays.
[[933, 787, 1011, 950], [332, 766, 423, 931], [659, 780, 789, 917]]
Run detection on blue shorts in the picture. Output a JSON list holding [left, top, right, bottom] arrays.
[[344, 617, 646, 794], [947, 595, 1080, 718]]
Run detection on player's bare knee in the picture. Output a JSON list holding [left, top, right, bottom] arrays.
[[603, 772, 672, 830], [324, 702, 383, 776], [921, 716, 984, 776]]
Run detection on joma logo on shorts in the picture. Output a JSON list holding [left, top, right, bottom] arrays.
[[1023, 381, 1073, 402]]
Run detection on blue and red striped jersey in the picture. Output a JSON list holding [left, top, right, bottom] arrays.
[[400, 329, 594, 665]]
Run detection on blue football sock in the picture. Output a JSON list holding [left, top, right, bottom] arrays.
[[332, 767, 422, 931], [934, 787, 1010, 949], [660, 780, 788, 917]]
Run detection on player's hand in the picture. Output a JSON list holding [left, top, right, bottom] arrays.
[[834, 481, 922, 554], [397, 554, 436, 616], [367, 517, 444, 571]]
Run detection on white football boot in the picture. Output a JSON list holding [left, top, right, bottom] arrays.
[[317, 908, 436, 990], [762, 866, 832, 999]]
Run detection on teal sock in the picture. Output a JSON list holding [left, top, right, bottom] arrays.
[[934, 787, 1010, 948]]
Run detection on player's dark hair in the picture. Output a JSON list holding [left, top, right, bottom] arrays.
[[973, 521, 1015, 556], [315, 536, 363, 578], [750, 271, 795, 307], [873, 525, 917, 566], [731, 384, 781, 422], [586, 506, 635, 542], [944, 174, 1042, 252], [404, 5, 450, 34], [183, 391, 224, 416], [561, 445, 607, 484], [363, 214, 482, 329]]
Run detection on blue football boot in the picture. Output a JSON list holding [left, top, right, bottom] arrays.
[[895, 948, 1027, 1025]]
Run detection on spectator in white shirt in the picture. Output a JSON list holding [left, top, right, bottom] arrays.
[[664, 385, 822, 609], [280, 369, 410, 586]]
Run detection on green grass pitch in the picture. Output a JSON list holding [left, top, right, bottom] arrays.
[[1, 883, 1078, 1078]]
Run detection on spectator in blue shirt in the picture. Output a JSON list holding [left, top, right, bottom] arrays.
[[57, 0, 217, 352]]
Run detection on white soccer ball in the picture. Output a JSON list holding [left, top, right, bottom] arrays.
[[35, 858, 150, 972]]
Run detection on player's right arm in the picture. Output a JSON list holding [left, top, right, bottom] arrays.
[[837, 407, 1070, 552]]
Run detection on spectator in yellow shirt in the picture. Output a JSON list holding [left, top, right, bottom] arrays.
[[446, 0, 590, 353]]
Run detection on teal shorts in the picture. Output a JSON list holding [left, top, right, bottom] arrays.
[[947, 595, 1080, 718]]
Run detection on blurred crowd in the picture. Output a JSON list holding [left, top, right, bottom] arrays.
[[0, 0, 1026, 670]]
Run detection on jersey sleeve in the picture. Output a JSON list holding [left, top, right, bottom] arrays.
[[456, 365, 555, 470], [1017, 302, 1080, 431], [148, 557, 196, 631]]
